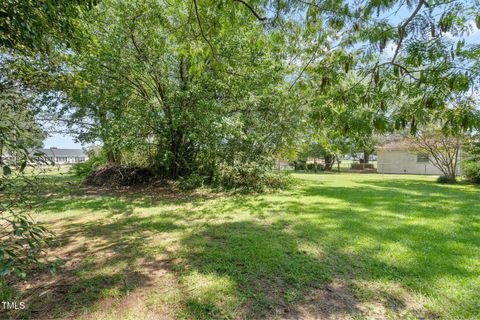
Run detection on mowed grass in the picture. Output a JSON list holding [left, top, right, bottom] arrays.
[[4, 172, 480, 319]]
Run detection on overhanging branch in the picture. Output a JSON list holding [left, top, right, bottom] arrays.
[[233, 0, 267, 21]]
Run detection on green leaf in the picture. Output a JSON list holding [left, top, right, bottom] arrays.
[[19, 160, 27, 172], [3, 165, 12, 176]]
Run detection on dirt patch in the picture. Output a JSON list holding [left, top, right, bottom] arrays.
[[276, 279, 361, 320], [277, 278, 432, 320]]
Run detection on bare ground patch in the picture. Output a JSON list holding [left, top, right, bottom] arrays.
[[278, 278, 432, 320]]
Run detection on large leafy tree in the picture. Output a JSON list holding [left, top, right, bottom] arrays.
[[65, 0, 299, 180], [1, 0, 95, 278], [299, 0, 480, 133]]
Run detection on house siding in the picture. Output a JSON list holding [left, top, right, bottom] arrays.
[[377, 150, 462, 175]]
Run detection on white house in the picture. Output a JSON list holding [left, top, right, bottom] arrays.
[[376, 140, 462, 175], [35, 148, 88, 165]]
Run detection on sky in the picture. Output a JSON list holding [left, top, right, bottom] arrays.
[[42, 3, 480, 149], [44, 132, 84, 148]]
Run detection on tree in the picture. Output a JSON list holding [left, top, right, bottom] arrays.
[[1, 0, 95, 279], [63, 0, 300, 184], [409, 129, 463, 182], [250, 0, 480, 148], [0, 83, 51, 278]]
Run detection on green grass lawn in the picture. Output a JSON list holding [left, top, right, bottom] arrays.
[[4, 172, 480, 319]]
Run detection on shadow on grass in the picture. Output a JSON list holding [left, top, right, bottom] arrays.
[[175, 176, 480, 318], [4, 212, 184, 319], [4, 175, 480, 319], [14, 170, 217, 218], [178, 221, 366, 319]]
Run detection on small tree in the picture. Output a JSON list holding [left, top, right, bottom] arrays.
[[409, 130, 463, 182]]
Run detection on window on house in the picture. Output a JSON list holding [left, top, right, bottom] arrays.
[[417, 153, 429, 163]]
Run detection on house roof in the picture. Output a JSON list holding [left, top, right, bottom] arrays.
[[36, 148, 87, 157], [376, 139, 412, 151]]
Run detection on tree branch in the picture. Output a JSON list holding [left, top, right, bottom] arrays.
[[391, 0, 425, 63], [192, 0, 217, 58], [233, 0, 267, 21], [288, 38, 322, 91]]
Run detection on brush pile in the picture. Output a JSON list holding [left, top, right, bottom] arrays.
[[85, 165, 154, 186]]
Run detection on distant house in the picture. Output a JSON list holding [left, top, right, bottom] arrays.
[[277, 159, 294, 170], [305, 157, 324, 165], [35, 148, 88, 165], [376, 140, 462, 175]]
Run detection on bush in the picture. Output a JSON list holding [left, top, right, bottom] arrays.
[[351, 163, 375, 170], [306, 163, 324, 172], [463, 161, 480, 184], [214, 161, 293, 192], [294, 161, 306, 171], [437, 175, 456, 184], [69, 150, 107, 178], [178, 173, 205, 190]]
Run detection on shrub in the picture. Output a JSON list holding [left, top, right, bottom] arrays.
[[294, 161, 306, 171], [463, 161, 480, 184], [178, 173, 205, 190], [69, 150, 107, 178], [306, 163, 324, 172], [437, 175, 456, 184], [214, 161, 293, 192], [351, 163, 375, 170]]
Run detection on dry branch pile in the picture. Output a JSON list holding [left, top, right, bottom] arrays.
[[85, 165, 154, 186]]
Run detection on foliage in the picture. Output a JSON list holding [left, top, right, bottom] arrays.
[[303, 0, 479, 133], [0, 0, 96, 53], [213, 160, 293, 192], [462, 162, 480, 184], [462, 134, 480, 184], [436, 175, 456, 184], [63, 0, 299, 185], [0, 82, 46, 158], [69, 149, 107, 179], [0, 87, 52, 278], [178, 174, 206, 191], [19, 0, 479, 188], [0, 0, 93, 279], [306, 163, 324, 172], [0, 175, 53, 278]]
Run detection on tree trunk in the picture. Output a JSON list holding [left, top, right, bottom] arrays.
[[0, 140, 3, 165], [106, 150, 116, 164], [324, 154, 335, 171], [363, 150, 370, 164]]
